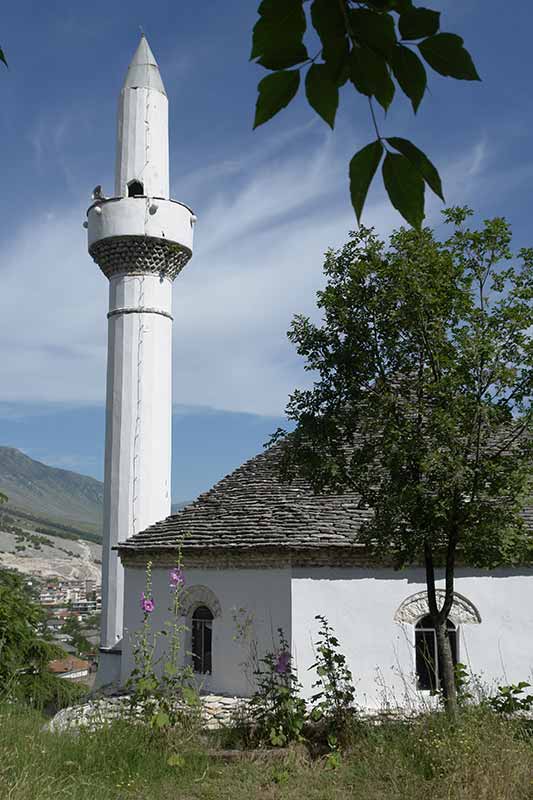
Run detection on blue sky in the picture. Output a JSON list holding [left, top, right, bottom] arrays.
[[0, 1, 532, 501]]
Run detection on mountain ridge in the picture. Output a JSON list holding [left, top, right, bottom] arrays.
[[0, 446, 191, 542]]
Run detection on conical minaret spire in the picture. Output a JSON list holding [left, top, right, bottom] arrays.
[[86, 36, 195, 689], [123, 34, 166, 94]]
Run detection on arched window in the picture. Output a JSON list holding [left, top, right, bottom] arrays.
[[415, 615, 458, 691], [127, 180, 144, 197], [191, 605, 213, 674]]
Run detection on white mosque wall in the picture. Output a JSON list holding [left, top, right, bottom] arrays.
[[291, 567, 533, 709], [121, 564, 292, 696]]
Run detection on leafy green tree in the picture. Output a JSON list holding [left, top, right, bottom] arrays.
[[0, 569, 85, 709], [251, 1, 479, 228], [272, 208, 533, 714], [62, 615, 93, 657]]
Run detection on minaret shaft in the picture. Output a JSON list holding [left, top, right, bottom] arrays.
[[100, 275, 172, 651]]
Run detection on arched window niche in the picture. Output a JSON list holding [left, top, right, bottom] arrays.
[[394, 590, 481, 692], [180, 585, 222, 676]]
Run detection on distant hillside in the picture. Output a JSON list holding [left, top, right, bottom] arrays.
[[0, 447, 103, 541]]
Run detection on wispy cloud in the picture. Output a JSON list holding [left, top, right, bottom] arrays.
[[0, 124, 503, 417]]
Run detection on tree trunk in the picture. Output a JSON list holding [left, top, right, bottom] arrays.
[[435, 620, 458, 719], [424, 537, 458, 718]]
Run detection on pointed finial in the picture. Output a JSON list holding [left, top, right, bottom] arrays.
[[122, 34, 166, 95]]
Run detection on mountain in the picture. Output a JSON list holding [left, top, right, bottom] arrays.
[[0, 447, 103, 541], [0, 447, 194, 544]]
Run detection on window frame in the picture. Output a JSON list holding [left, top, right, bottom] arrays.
[[191, 604, 213, 675], [414, 614, 458, 692]]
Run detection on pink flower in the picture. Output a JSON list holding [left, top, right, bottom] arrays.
[[169, 567, 185, 590], [141, 592, 155, 613], [275, 651, 291, 675]]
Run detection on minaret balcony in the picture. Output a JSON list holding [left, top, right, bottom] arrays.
[[87, 196, 194, 280]]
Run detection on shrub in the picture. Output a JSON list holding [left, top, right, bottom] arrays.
[[488, 682, 533, 715], [309, 615, 356, 740], [249, 628, 306, 747]]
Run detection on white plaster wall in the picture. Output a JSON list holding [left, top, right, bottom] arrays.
[[122, 565, 292, 696], [291, 567, 533, 709]]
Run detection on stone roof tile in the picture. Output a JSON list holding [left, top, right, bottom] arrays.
[[117, 443, 532, 555]]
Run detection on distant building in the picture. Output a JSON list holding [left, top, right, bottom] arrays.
[[48, 656, 90, 681]]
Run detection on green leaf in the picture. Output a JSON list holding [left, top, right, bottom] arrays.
[[311, 0, 349, 83], [356, 12, 397, 53], [349, 139, 383, 223], [254, 70, 300, 129], [382, 151, 425, 228], [399, 7, 440, 40], [349, 46, 395, 110], [386, 136, 444, 200], [389, 45, 426, 112], [0, 48, 7, 68], [350, 8, 397, 56], [153, 710, 170, 728], [251, 0, 307, 68], [311, 0, 345, 42], [418, 33, 480, 81], [305, 63, 339, 128], [182, 685, 199, 706], [256, 37, 308, 70]]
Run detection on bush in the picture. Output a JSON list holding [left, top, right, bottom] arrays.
[[248, 628, 306, 748]]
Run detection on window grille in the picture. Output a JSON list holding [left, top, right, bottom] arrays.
[[191, 605, 213, 674]]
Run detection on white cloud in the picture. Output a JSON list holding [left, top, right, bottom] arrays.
[[0, 125, 497, 417]]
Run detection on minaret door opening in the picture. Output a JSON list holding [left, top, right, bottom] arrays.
[[127, 180, 144, 197]]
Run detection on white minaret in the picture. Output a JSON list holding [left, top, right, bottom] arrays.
[[87, 35, 195, 687]]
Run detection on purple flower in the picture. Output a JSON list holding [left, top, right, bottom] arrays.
[[141, 592, 155, 613], [169, 567, 185, 590], [275, 651, 291, 675]]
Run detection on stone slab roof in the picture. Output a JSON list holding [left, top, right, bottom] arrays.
[[117, 443, 533, 556], [118, 444, 372, 554]]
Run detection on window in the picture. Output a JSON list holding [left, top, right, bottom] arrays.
[[127, 180, 144, 197], [191, 605, 213, 674], [415, 615, 458, 691]]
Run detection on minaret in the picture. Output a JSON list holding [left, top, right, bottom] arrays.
[[87, 36, 195, 687]]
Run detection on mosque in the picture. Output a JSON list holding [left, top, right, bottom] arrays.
[[88, 37, 533, 706]]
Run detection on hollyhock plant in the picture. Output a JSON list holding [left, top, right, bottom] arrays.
[[275, 650, 291, 675], [169, 566, 185, 590], [141, 592, 155, 614]]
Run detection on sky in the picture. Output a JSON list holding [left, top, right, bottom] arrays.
[[0, 1, 532, 501]]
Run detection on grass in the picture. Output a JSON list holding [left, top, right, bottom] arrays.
[[1, 703, 533, 800]]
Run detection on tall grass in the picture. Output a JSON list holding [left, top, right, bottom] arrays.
[[1, 702, 533, 799]]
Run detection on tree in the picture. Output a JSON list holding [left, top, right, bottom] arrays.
[[0, 569, 85, 709], [251, 1, 479, 229], [271, 208, 533, 714], [62, 615, 93, 657]]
